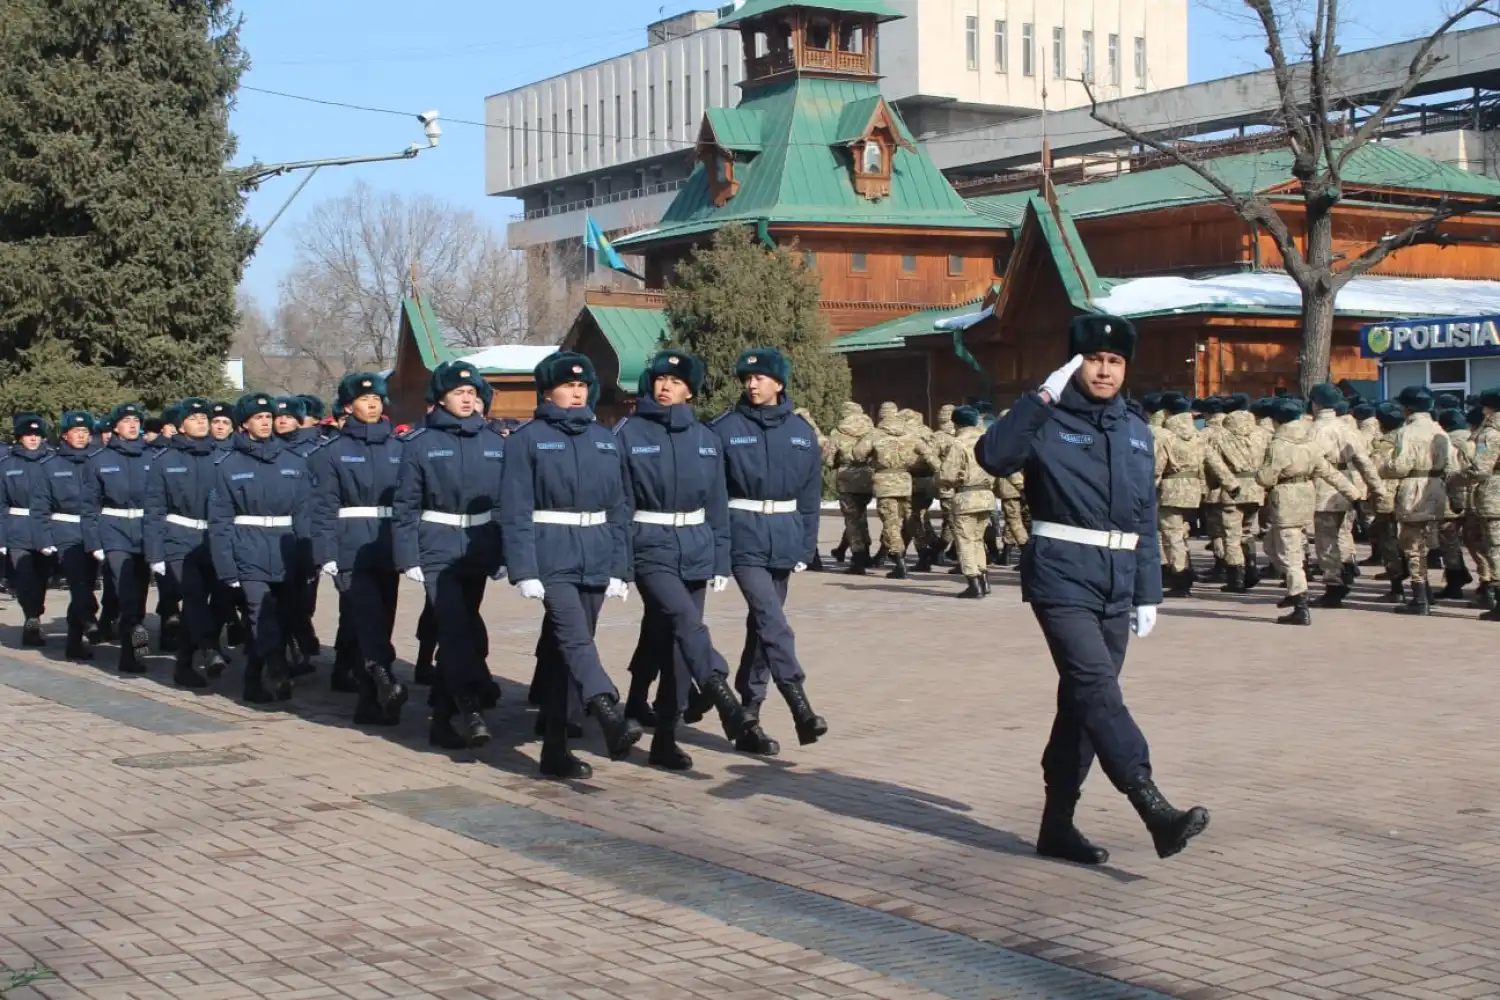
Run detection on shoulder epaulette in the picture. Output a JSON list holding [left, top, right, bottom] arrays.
[[513, 418, 533, 430], [302, 438, 332, 457], [611, 416, 630, 435], [708, 412, 731, 425], [400, 426, 427, 441], [213, 450, 233, 465], [85, 447, 105, 459]]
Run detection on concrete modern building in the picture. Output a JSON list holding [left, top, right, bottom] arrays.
[[485, 0, 1188, 295]]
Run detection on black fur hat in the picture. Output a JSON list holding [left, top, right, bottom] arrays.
[[1067, 314, 1137, 361], [734, 347, 790, 386], [645, 349, 706, 396], [535, 352, 598, 399]]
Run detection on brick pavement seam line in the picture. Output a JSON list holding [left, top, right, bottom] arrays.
[[0, 654, 234, 736]]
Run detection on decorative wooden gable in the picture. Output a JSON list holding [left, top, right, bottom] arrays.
[[696, 108, 765, 207], [831, 96, 916, 201]]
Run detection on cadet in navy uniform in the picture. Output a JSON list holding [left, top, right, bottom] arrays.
[[312, 373, 408, 726], [615, 350, 752, 770], [151, 403, 185, 652], [145, 398, 227, 689], [502, 352, 638, 779], [208, 393, 313, 703], [83, 402, 155, 674], [274, 395, 325, 672], [975, 314, 1209, 864], [710, 348, 827, 756], [393, 363, 506, 750], [36, 412, 99, 660], [2, 413, 54, 647], [208, 402, 235, 448]]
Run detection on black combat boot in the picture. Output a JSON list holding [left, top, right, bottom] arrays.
[[1276, 593, 1311, 625], [977, 573, 991, 596], [1485, 585, 1500, 620], [172, 644, 207, 689], [1342, 561, 1360, 584], [587, 693, 643, 760], [223, 614, 243, 649], [450, 695, 490, 748], [683, 674, 748, 740], [777, 681, 828, 746], [129, 623, 151, 661], [1276, 590, 1296, 609], [808, 551, 825, 573], [845, 549, 869, 575], [1219, 565, 1245, 593], [648, 715, 693, 772], [1165, 568, 1191, 599], [201, 646, 228, 680], [913, 546, 935, 572], [831, 540, 847, 565], [428, 704, 468, 749], [1379, 578, 1405, 604], [64, 626, 92, 662], [21, 618, 44, 647], [1316, 585, 1348, 609], [1242, 560, 1261, 589], [1439, 569, 1468, 601], [539, 718, 592, 780], [414, 637, 436, 687], [1206, 557, 1226, 584], [352, 687, 395, 727], [261, 650, 293, 701], [243, 658, 276, 704], [1125, 779, 1210, 859], [624, 672, 659, 728], [886, 554, 909, 580], [1001, 544, 1018, 567], [369, 662, 408, 716], [987, 540, 1005, 566], [1472, 584, 1496, 611], [159, 615, 180, 653], [958, 576, 983, 599], [287, 637, 315, 679], [117, 634, 147, 675], [1035, 791, 1109, 865], [1397, 582, 1432, 615], [733, 704, 781, 756], [329, 643, 361, 693]]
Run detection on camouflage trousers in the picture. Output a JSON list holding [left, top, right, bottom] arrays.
[[951, 510, 991, 577], [1216, 503, 1259, 568], [906, 497, 938, 552], [1398, 520, 1440, 586], [1000, 498, 1029, 546], [1369, 513, 1402, 577], [1466, 510, 1493, 583], [1312, 511, 1351, 579], [1203, 505, 1225, 560], [1438, 518, 1467, 573], [875, 497, 911, 554], [939, 496, 955, 546], [837, 492, 872, 556], [1483, 518, 1500, 584], [1158, 507, 1193, 573], [1265, 523, 1310, 597]]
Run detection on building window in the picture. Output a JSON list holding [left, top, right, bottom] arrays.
[[994, 20, 1007, 72], [509, 117, 516, 168], [598, 99, 604, 146], [520, 122, 526, 169], [536, 118, 542, 163], [1134, 36, 1146, 88], [631, 91, 638, 138], [808, 18, 832, 49], [569, 108, 576, 155], [704, 68, 710, 107], [723, 62, 730, 99], [551, 112, 558, 159], [839, 21, 864, 52], [948, 254, 965, 276], [649, 84, 656, 138], [1081, 30, 1093, 82], [666, 79, 673, 136], [965, 16, 978, 70], [684, 74, 692, 129], [1052, 27, 1064, 79], [1109, 34, 1120, 86], [861, 141, 883, 174], [901, 254, 917, 274], [1430, 359, 1468, 387], [851, 252, 868, 273], [1021, 24, 1034, 76]]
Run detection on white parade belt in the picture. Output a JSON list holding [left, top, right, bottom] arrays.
[[50, 513, 81, 523], [1031, 520, 1139, 551], [339, 506, 393, 519], [164, 514, 208, 530], [632, 508, 705, 527], [6, 508, 27, 517], [421, 510, 490, 528], [233, 515, 293, 528], [101, 507, 144, 519], [534, 510, 608, 527], [727, 498, 797, 514]]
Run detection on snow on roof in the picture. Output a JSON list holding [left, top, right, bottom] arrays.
[[1094, 272, 1500, 321], [933, 305, 994, 331], [456, 344, 558, 373]]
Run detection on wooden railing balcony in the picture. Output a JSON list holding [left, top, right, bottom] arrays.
[[747, 49, 795, 79], [801, 46, 872, 74]]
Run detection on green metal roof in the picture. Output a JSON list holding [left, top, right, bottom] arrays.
[[968, 143, 1500, 226], [703, 107, 765, 153], [1024, 196, 1103, 310], [402, 296, 462, 371], [616, 76, 1001, 250], [587, 306, 670, 392], [717, 0, 903, 27], [831, 96, 883, 145], [831, 300, 989, 353]]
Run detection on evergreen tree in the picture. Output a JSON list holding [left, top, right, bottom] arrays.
[[0, 0, 251, 409], [664, 225, 851, 433]]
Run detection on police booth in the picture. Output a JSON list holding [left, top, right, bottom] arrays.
[[1360, 314, 1500, 400]]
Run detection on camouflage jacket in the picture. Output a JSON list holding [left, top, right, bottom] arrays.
[[1447, 427, 1473, 515], [825, 409, 875, 496], [1154, 412, 1204, 508], [1310, 409, 1386, 511], [852, 415, 928, 498], [1468, 415, 1500, 518], [1200, 413, 1228, 503], [1256, 420, 1359, 528], [1202, 410, 1268, 506], [1381, 412, 1456, 523], [1368, 433, 1399, 515], [938, 426, 997, 514]]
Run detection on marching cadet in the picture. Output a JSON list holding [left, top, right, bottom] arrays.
[[1369, 403, 1408, 602], [1460, 404, 1493, 609], [312, 373, 408, 726], [208, 402, 235, 447], [1467, 388, 1500, 618], [1256, 398, 1360, 625], [824, 402, 875, 574], [394, 363, 506, 751], [1196, 398, 1228, 581], [854, 402, 916, 577], [2, 414, 53, 646], [902, 409, 943, 570], [976, 315, 1208, 865], [502, 353, 639, 778], [144, 398, 227, 688], [1436, 407, 1474, 600], [83, 403, 154, 674], [150, 404, 184, 652], [1383, 386, 1456, 616], [274, 396, 324, 673], [936, 406, 995, 598], [1202, 394, 1267, 593], [614, 350, 752, 770], [933, 402, 959, 565], [711, 347, 826, 755], [1153, 392, 1204, 597], [1307, 384, 1387, 607], [207, 393, 312, 703], [36, 412, 99, 660]]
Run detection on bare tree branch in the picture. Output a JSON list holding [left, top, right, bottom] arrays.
[[1334, 194, 1500, 284]]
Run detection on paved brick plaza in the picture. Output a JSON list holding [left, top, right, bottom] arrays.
[[1, 521, 1498, 1000]]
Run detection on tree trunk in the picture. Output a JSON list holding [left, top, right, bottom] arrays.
[[1297, 205, 1337, 395]]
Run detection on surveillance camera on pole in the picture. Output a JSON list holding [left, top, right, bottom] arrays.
[[418, 110, 442, 148]]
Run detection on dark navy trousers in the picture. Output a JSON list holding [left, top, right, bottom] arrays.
[[8, 550, 47, 620], [104, 551, 148, 636], [239, 580, 289, 660], [422, 570, 489, 705], [60, 545, 98, 632], [634, 573, 728, 716], [167, 550, 217, 648], [537, 583, 616, 722], [344, 570, 398, 667], [1032, 605, 1152, 796], [732, 566, 805, 706]]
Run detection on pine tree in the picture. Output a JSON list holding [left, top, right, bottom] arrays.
[[0, 0, 252, 409], [664, 225, 851, 433]]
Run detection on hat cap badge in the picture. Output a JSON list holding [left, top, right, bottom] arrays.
[[747, 355, 758, 363], [571, 365, 583, 374], [1103, 323, 1112, 333], [458, 369, 471, 377], [668, 356, 679, 365]]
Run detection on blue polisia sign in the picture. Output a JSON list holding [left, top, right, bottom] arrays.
[[1360, 315, 1500, 361]]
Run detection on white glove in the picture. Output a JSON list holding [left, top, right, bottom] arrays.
[[1132, 605, 1158, 638], [0, 547, 8, 556], [710, 575, 730, 593], [1040, 353, 1085, 403], [40, 546, 56, 556], [606, 578, 629, 602], [150, 561, 166, 576], [403, 566, 424, 584], [321, 561, 338, 577], [792, 562, 807, 573], [227, 580, 241, 589], [519, 579, 546, 600], [92, 549, 104, 562]]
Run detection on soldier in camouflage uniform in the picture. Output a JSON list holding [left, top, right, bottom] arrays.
[[1196, 397, 1229, 580], [1256, 398, 1360, 625], [1352, 402, 1383, 567], [795, 407, 828, 572], [1460, 404, 1493, 609], [853, 404, 922, 579], [934, 403, 958, 564], [1202, 394, 1267, 593], [824, 402, 876, 574], [1306, 384, 1387, 607], [1367, 403, 1407, 601], [1466, 388, 1500, 618], [937, 406, 996, 598], [1381, 386, 1457, 616], [901, 409, 943, 570], [993, 459, 1027, 566], [1153, 392, 1204, 597], [1435, 408, 1474, 600], [1142, 391, 1166, 429]]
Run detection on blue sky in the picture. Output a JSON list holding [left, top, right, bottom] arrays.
[[231, 0, 1451, 306]]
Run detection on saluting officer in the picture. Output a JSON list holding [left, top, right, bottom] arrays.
[[2, 413, 53, 647], [976, 315, 1209, 865], [710, 348, 826, 755], [312, 373, 408, 727], [615, 350, 751, 771], [83, 402, 154, 674], [207, 393, 312, 704], [36, 411, 99, 661], [393, 363, 506, 751], [501, 352, 638, 779]]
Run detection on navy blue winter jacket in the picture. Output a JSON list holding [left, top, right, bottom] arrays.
[[35, 445, 92, 550], [710, 397, 821, 570], [310, 419, 403, 572], [82, 436, 153, 554], [144, 434, 219, 565], [500, 403, 630, 587], [975, 384, 1162, 614], [0, 446, 52, 552], [615, 398, 730, 582], [392, 408, 505, 576], [206, 435, 313, 585]]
